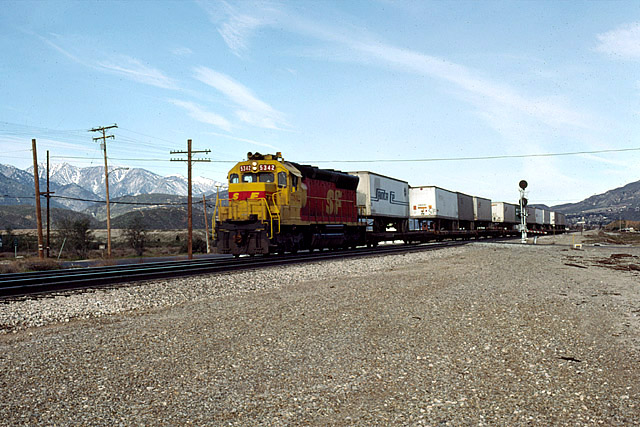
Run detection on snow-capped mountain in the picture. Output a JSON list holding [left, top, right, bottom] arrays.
[[0, 164, 34, 186], [4, 163, 227, 211], [27, 163, 226, 197]]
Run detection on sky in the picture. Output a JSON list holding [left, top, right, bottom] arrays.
[[1, 0, 639, 206]]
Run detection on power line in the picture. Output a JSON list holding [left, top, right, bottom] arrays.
[[0, 194, 215, 207], [306, 147, 640, 163], [42, 147, 640, 164], [50, 155, 174, 162], [118, 126, 182, 146]]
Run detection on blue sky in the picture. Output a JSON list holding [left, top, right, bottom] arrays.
[[1, 0, 639, 206]]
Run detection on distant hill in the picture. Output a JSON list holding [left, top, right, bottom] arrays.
[[83, 193, 191, 222], [0, 202, 218, 231], [529, 204, 551, 210], [553, 180, 640, 225], [82, 191, 228, 222], [0, 205, 100, 230], [110, 207, 214, 230]]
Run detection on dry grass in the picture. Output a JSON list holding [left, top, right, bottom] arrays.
[[2, 229, 210, 262], [0, 258, 62, 274], [582, 230, 640, 246]]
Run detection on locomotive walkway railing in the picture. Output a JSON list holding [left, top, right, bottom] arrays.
[[214, 196, 281, 239]]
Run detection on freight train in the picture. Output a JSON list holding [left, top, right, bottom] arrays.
[[213, 152, 566, 256]]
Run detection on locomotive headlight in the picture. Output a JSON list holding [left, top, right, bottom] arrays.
[[252, 161, 258, 171]]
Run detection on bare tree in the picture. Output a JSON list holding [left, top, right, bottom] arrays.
[[57, 218, 94, 258], [125, 216, 146, 256]]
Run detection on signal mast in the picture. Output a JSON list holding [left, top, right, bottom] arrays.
[[519, 180, 528, 244]]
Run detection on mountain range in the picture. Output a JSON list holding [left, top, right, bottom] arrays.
[[552, 180, 640, 226], [0, 163, 226, 211]]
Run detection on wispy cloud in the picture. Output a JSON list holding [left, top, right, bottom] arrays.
[[595, 22, 640, 60], [579, 153, 634, 167], [218, 13, 262, 56], [206, 2, 593, 136], [198, 0, 276, 57], [347, 41, 591, 130], [170, 99, 232, 131], [193, 66, 287, 130], [39, 35, 87, 65], [39, 34, 178, 90], [38, 32, 278, 131], [97, 56, 178, 89]]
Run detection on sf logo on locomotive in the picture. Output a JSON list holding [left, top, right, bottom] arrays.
[[326, 189, 343, 215]]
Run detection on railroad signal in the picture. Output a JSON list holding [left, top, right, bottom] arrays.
[[519, 180, 528, 244]]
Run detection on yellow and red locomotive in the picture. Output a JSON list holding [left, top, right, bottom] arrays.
[[214, 152, 365, 256]]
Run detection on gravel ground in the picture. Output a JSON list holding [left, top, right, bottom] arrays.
[[1, 235, 639, 425]]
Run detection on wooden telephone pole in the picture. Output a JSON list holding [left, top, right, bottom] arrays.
[[90, 124, 118, 258], [31, 139, 45, 259], [170, 140, 210, 259]]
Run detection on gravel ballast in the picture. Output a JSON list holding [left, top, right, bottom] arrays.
[[1, 237, 639, 425]]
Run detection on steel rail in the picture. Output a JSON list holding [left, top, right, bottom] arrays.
[[0, 241, 469, 299]]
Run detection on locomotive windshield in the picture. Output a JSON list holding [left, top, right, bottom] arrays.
[[242, 172, 274, 183]]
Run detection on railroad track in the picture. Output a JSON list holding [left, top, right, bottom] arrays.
[[0, 240, 470, 299]]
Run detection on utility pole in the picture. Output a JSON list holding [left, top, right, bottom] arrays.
[[31, 139, 44, 259], [90, 124, 118, 258], [202, 194, 210, 254], [170, 140, 210, 259]]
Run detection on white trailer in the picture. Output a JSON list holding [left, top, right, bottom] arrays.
[[556, 212, 566, 226], [409, 186, 458, 219], [550, 212, 567, 228], [526, 207, 536, 225], [535, 208, 544, 225], [491, 202, 517, 223], [473, 196, 492, 222], [348, 171, 409, 231], [457, 192, 474, 223]]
